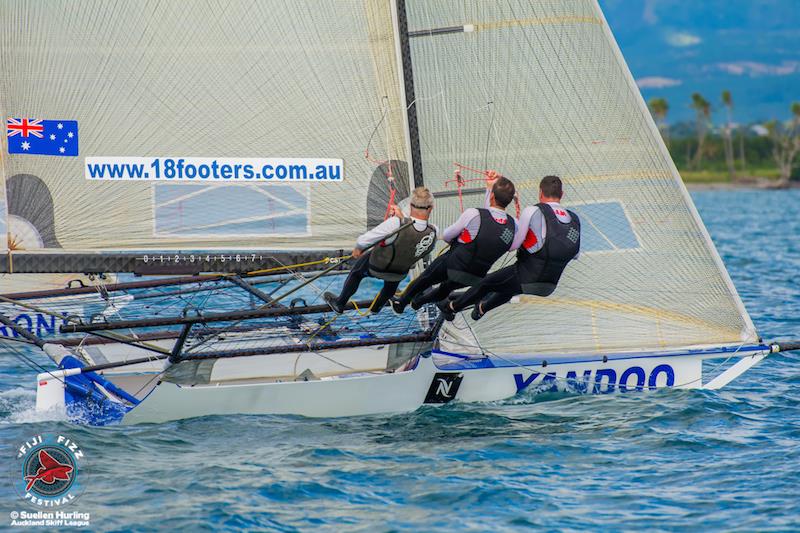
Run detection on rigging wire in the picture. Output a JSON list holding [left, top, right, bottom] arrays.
[[364, 96, 399, 220]]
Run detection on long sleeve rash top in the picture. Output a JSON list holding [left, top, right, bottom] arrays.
[[355, 212, 437, 251], [511, 202, 579, 259], [441, 190, 515, 245]]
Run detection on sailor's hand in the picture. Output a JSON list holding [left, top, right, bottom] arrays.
[[486, 170, 500, 189], [352, 248, 363, 258], [389, 204, 404, 218]]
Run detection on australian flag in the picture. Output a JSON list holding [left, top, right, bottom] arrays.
[[7, 118, 79, 156]]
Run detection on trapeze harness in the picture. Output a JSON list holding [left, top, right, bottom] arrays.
[[516, 203, 580, 296], [368, 218, 437, 282], [446, 209, 516, 286]]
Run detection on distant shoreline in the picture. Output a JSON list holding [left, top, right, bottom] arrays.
[[685, 179, 800, 191]]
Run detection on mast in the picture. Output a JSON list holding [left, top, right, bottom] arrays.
[[391, 0, 424, 188]]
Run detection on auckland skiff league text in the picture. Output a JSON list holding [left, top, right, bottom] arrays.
[[85, 157, 343, 182]]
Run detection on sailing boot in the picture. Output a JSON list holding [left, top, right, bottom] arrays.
[[435, 299, 456, 322], [323, 292, 344, 314], [471, 302, 484, 321], [411, 287, 438, 310], [390, 296, 406, 315]]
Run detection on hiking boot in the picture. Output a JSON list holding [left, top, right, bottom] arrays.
[[323, 292, 344, 314]]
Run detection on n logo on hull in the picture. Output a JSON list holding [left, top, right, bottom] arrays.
[[424, 373, 464, 404]]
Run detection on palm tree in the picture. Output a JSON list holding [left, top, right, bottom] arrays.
[[738, 124, 747, 174], [690, 92, 711, 169], [768, 102, 800, 186], [648, 97, 670, 148], [721, 90, 736, 180]]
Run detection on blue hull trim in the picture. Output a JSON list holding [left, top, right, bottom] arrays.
[[433, 344, 769, 371], [60, 356, 136, 425]]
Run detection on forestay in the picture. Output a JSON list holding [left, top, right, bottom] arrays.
[[403, 0, 757, 355]]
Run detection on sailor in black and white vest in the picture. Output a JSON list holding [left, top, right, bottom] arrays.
[[440, 175, 580, 321], [324, 187, 437, 314]]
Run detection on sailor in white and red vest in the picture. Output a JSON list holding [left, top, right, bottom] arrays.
[[324, 187, 438, 314], [439, 175, 581, 321], [391, 173, 517, 314]]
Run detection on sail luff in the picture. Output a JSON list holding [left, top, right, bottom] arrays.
[[392, 0, 425, 187], [591, 0, 757, 340]]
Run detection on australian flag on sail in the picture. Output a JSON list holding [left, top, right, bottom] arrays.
[[7, 118, 79, 156]]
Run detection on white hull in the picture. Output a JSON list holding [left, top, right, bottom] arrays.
[[112, 344, 768, 425]]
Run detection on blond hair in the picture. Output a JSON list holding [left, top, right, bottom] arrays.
[[410, 186, 434, 209]]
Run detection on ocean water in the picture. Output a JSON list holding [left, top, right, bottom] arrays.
[[2, 189, 799, 531]]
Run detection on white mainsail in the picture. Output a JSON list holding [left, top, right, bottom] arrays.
[[0, 0, 409, 258], [403, 0, 757, 355], [0, 0, 757, 354]]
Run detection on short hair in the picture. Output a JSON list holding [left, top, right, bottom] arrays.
[[410, 186, 434, 209], [491, 176, 515, 208], [539, 175, 563, 199]]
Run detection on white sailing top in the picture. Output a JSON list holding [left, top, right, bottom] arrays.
[[355, 215, 437, 251]]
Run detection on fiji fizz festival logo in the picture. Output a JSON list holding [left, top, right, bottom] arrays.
[[13, 434, 88, 508]]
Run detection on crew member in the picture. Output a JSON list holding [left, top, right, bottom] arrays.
[[439, 175, 580, 321], [391, 173, 516, 314], [324, 187, 437, 314]]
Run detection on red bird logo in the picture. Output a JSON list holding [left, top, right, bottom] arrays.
[[24, 450, 74, 491]]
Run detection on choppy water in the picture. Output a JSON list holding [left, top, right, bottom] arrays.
[[2, 190, 799, 531]]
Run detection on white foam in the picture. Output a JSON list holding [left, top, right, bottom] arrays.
[[0, 386, 67, 424]]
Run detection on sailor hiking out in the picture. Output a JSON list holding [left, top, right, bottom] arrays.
[[391, 173, 517, 314], [439, 175, 580, 321], [324, 187, 438, 314]]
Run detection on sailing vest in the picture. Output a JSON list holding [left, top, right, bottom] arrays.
[[516, 203, 580, 295], [368, 218, 437, 282], [446, 208, 516, 286]]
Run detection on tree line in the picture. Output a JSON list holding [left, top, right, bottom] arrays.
[[649, 93, 800, 184]]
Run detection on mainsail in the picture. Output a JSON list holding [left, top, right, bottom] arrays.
[[402, 0, 757, 355], [0, 0, 411, 272], [0, 1, 757, 361]]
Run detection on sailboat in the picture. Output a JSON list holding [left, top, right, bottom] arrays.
[[1, 0, 797, 425]]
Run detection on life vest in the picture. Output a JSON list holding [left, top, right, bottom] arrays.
[[446, 208, 516, 286], [516, 203, 580, 295], [369, 218, 437, 282]]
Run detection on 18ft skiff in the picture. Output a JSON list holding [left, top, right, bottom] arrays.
[[0, 0, 797, 425]]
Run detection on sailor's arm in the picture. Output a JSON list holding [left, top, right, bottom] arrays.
[[515, 207, 545, 253], [354, 216, 401, 257], [441, 209, 478, 243], [510, 205, 536, 250]]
